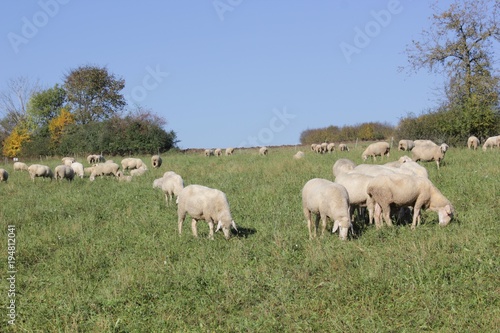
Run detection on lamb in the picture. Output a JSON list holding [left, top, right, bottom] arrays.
[[204, 149, 214, 157], [130, 166, 147, 176], [482, 135, 500, 151], [61, 157, 75, 166], [0, 168, 8, 182], [121, 158, 148, 171], [214, 148, 222, 156], [338, 143, 349, 152], [332, 158, 356, 177], [89, 162, 120, 181], [13, 162, 28, 171], [259, 147, 268, 156], [361, 142, 390, 161], [54, 165, 75, 181], [293, 151, 305, 159], [467, 136, 480, 150], [334, 172, 375, 225], [70, 162, 84, 179], [177, 184, 238, 240], [411, 144, 446, 169], [27, 164, 54, 181], [160, 172, 184, 205], [116, 171, 132, 182], [398, 140, 415, 151], [366, 173, 454, 229], [225, 147, 235, 156], [301, 178, 352, 240], [151, 155, 162, 168]]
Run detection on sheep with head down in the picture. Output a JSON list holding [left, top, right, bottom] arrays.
[[121, 158, 148, 172], [13, 162, 28, 171], [332, 158, 356, 178], [0, 168, 8, 182], [225, 147, 235, 156], [398, 140, 415, 151], [259, 147, 268, 156], [467, 136, 480, 150], [153, 171, 184, 205], [54, 165, 75, 181], [28, 164, 54, 181], [70, 162, 84, 179], [482, 135, 500, 151], [361, 142, 390, 161], [89, 162, 120, 181]]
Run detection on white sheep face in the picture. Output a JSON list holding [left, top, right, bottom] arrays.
[[438, 205, 454, 226], [332, 220, 351, 240]]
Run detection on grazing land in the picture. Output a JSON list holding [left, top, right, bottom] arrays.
[[1, 145, 499, 332]]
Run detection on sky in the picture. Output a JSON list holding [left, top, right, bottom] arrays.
[[0, 0, 464, 149]]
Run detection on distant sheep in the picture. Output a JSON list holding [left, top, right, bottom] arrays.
[[177, 184, 237, 240], [225, 147, 235, 156], [61, 157, 75, 166], [151, 155, 162, 168], [130, 167, 147, 176], [411, 144, 446, 169], [159, 172, 184, 205], [482, 135, 500, 151], [361, 142, 390, 161], [398, 140, 415, 151], [70, 162, 84, 179], [54, 165, 75, 181], [327, 143, 335, 153], [259, 147, 268, 156], [204, 149, 214, 157], [332, 158, 356, 177], [310, 143, 317, 151], [0, 168, 8, 182], [87, 154, 105, 164], [13, 162, 28, 171], [89, 162, 120, 181], [338, 143, 349, 152], [467, 136, 480, 150], [116, 171, 132, 182], [214, 148, 222, 156], [121, 158, 148, 171], [301, 178, 352, 240], [293, 151, 305, 159], [335, 171, 375, 225], [28, 164, 54, 181]]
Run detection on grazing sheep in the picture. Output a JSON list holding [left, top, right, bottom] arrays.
[[332, 158, 356, 177], [398, 140, 415, 151], [151, 155, 162, 168], [160, 172, 184, 205], [177, 184, 237, 240], [89, 162, 120, 181], [130, 166, 147, 176], [259, 147, 268, 156], [314, 144, 324, 154], [84, 166, 95, 176], [27, 164, 54, 181], [321, 142, 328, 152], [0, 168, 8, 182], [61, 157, 75, 166], [87, 154, 105, 164], [311, 143, 317, 151], [54, 165, 75, 181], [293, 151, 305, 159], [225, 147, 235, 156], [361, 142, 390, 161], [70, 162, 84, 179], [467, 136, 480, 150], [214, 148, 222, 156], [367, 173, 454, 229], [399, 161, 429, 179], [338, 143, 349, 152], [413, 139, 438, 147], [326, 143, 335, 153], [482, 135, 500, 151], [204, 149, 214, 157], [116, 171, 132, 182], [301, 178, 352, 240], [411, 144, 446, 169], [121, 158, 148, 171], [335, 172, 375, 225], [13, 162, 28, 171], [383, 155, 412, 168]]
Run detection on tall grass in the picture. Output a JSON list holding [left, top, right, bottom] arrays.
[[1, 145, 499, 332]]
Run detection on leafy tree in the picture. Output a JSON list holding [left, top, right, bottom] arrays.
[[27, 84, 66, 127], [48, 108, 75, 147], [64, 65, 126, 124], [2, 124, 30, 157]]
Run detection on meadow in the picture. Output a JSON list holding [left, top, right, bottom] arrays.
[[1, 144, 499, 332]]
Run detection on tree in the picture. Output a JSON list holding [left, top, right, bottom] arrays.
[[27, 84, 66, 127], [64, 65, 126, 124], [2, 124, 30, 158], [48, 108, 75, 147]]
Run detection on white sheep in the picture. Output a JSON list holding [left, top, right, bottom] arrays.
[[225, 147, 235, 156], [214, 148, 222, 156], [383, 155, 412, 168], [70, 162, 84, 179], [151, 155, 162, 168], [160, 172, 184, 205], [367, 173, 454, 229], [27, 164, 54, 181], [314, 144, 324, 153], [61, 157, 75, 166], [13, 162, 28, 171], [259, 147, 268, 156], [467, 136, 480, 150], [327, 143, 335, 153], [413, 139, 438, 147], [334, 172, 375, 225], [86, 154, 105, 164], [177, 184, 238, 240], [411, 144, 446, 169], [54, 165, 75, 181], [353, 163, 427, 178], [89, 162, 120, 181], [398, 140, 415, 151], [121, 158, 148, 171], [130, 166, 147, 176], [0, 168, 8, 182], [361, 142, 390, 161], [204, 149, 214, 157], [482, 135, 500, 151], [116, 170, 132, 182], [301, 178, 352, 240], [338, 143, 349, 152], [332, 158, 356, 177], [310, 143, 317, 151], [293, 151, 305, 159]]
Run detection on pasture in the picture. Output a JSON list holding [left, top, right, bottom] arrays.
[[1, 145, 499, 332]]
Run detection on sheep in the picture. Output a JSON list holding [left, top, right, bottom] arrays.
[[177, 184, 237, 240], [89, 162, 120, 181], [399, 161, 429, 179], [411, 144, 446, 169], [130, 166, 147, 177], [204, 149, 214, 157], [61, 157, 75, 166], [54, 165, 75, 181], [314, 144, 324, 153], [338, 143, 349, 152], [151, 155, 162, 168], [84, 166, 95, 176], [398, 140, 415, 151], [13, 162, 28, 171], [116, 171, 132, 182], [259, 147, 268, 156], [0, 168, 8, 182], [361, 142, 390, 161], [334, 172, 375, 225], [366, 173, 454, 229], [321, 142, 328, 152], [70, 162, 84, 179], [310, 143, 317, 151], [225, 147, 235, 156], [440, 143, 449, 153], [383, 155, 412, 168], [160, 172, 184, 205], [301, 178, 352, 240], [332, 158, 356, 177], [467, 136, 480, 150], [87, 154, 103, 164], [27, 164, 54, 181], [482, 135, 500, 151], [413, 139, 438, 147], [214, 148, 222, 156], [327, 143, 335, 153], [121, 158, 148, 171], [293, 151, 305, 159]]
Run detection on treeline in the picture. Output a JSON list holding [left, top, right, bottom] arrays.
[[300, 122, 394, 144]]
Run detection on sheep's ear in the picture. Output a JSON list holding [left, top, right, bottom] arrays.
[[332, 221, 340, 233], [215, 220, 222, 232], [445, 204, 453, 215], [231, 220, 238, 231]]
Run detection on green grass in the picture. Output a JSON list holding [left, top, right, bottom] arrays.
[[1, 145, 499, 332]]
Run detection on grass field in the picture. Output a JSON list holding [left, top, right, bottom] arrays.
[[1, 145, 499, 332]]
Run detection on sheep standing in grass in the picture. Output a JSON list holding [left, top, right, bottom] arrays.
[[0, 169, 8, 182], [367, 174, 454, 229], [62, 157, 75, 166], [398, 140, 415, 151], [160, 172, 184, 205], [54, 165, 75, 181], [332, 158, 356, 177], [482, 135, 500, 151], [301, 178, 352, 240], [411, 144, 446, 169], [383, 155, 412, 168], [177, 184, 237, 240], [87, 154, 105, 164], [151, 155, 162, 168], [310, 144, 317, 151], [259, 147, 268, 156], [362, 142, 390, 161], [335, 172, 375, 225], [13, 162, 28, 171], [467, 136, 480, 150], [338, 143, 349, 152], [327, 143, 335, 153], [70, 162, 84, 179], [225, 147, 235, 156], [121, 158, 148, 172], [28, 164, 54, 181], [214, 148, 222, 156], [89, 162, 120, 181]]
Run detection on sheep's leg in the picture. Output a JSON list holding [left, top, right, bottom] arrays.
[[304, 208, 314, 240], [191, 219, 198, 238], [350, 205, 356, 223], [411, 206, 421, 230], [373, 203, 382, 228], [177, 213, 186, 236], [208, 220, 214, 240], [320, 213, 327, 238], [315, 214, 321, 238]]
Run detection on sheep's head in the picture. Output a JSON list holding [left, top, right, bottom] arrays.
[[332, 218, 352, 240], [215, 220, 238, 240], [438, 204, 454, 226]]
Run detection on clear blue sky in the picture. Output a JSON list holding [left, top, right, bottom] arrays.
[[1, 0, 459, 149]]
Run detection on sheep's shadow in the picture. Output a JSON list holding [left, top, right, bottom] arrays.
[[232, 226, 257, 238]]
